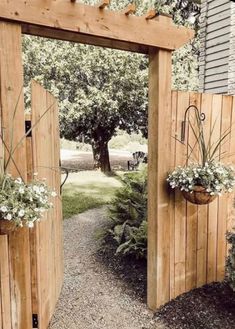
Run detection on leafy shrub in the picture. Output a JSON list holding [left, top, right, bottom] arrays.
[[103, 166, 147, 259], [226, 232, 235, 290]]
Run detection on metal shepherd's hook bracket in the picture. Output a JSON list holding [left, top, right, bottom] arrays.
[[181, 105, 206, 142]]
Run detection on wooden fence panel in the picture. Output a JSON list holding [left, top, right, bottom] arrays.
[[29, 80, 63, 329], [162, 90, 235, 306]]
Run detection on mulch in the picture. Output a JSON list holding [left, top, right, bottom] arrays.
[[155, 282, 235, 329], [97, 241, 235, 329]]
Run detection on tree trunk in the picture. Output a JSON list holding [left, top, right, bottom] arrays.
[[91, 139, 111, 173]]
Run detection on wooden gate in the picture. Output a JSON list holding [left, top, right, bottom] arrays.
[[0, 21, 63, 328]]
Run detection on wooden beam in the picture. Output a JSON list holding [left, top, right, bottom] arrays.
[[22, 24, 149, 54], [147, 48, 172, 310], [98, 0, 110, 9], [123, 3, 136, 16], [145, 9, 157, 20], [0, 1, 194, 51]]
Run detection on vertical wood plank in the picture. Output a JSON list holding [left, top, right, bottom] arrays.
[[217, 95, 233, 280], [0, 22, 32, 329], [174, 91, 189, 298], [226, 97, 235, 247], [169, 91, 177, 300], [207, 94, 222, 283], [196, 93, 212, 287], [25, 114, 41, 323], [0, 236, 11, 329], [147, 48, 172, 309], [185, 92, 201, 291]]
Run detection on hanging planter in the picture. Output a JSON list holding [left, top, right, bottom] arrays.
[[0, 174, 57, 235], [167, 162, 235, 205], [167, 105, 235, 205], [181, 185, 217, 205]]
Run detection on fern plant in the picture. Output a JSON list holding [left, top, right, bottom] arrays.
[[104, 166, 147, 259]]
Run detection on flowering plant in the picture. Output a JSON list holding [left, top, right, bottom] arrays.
[[167, 105, 235, 203], [0, 174, 56, 228], [167, 162, 235, 196]]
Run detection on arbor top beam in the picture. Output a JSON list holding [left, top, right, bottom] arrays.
[[0, 0, 194, 54]]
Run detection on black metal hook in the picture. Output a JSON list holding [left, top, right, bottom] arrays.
[[181, 105, 206, 142]]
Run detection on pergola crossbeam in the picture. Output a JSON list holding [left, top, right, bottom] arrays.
[[0, 1, 194, 52]]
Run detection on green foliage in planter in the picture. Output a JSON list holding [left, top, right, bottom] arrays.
[[226, 232, 235, 290], [103, 166, 147, 259]]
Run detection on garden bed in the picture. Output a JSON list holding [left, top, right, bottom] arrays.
[[97, 243, 235, 329], [155, 282, 235, 329]]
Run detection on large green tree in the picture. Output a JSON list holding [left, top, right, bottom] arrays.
[[23, 0, 200, 172], [23, 41, 148, 172]]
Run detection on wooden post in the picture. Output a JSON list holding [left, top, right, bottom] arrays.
[[147, 48, 172, 310], [0, 22, 32, 329]]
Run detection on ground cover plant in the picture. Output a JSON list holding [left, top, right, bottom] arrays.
[[100, 166, 148, 259]]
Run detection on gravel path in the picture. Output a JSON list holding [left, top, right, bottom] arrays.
[[49, 207, 166, 329]]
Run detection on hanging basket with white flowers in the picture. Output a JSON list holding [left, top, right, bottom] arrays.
[[0, 174, 56, 235], [167, 105, 235, 205], [167, 162, 235, 205]]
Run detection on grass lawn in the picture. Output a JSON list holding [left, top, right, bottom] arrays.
[[62, 170, 123, 219]]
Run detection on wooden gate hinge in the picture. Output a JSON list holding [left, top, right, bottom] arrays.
[[32, 314, 39, 328]]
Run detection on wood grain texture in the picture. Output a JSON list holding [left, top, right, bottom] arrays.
[[217, 95, 233, 281], [174, 91, 190, 298], [0, 236, 11, 329], [185, 92, 201, 292], [147, 48, 172, 309], [31, 81, 63, 329], [0, 0, 194, 52], [207, 94, 222, 283], [196, 93, 212, 288], [0, 22, 32, 329], [169, 91, 177, 300]]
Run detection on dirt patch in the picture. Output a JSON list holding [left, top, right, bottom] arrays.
[[96, 242, 147, 302], [155, 282, 235, 329]]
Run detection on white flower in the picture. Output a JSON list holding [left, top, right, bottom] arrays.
[[33, 186, 40, 193], [18, 209, 25, 217], [28, 222, 34, 228], [1, 206, 7, 212], [51, 191, 57, 197], [5, 213, 12, 221], [15, 178, 22, 184], [19, 187, 25, 194], [33, 172, 38, 176], [39, 186, 45, 193]]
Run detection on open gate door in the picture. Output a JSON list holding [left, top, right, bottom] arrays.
[[27, 80, 63, 329]]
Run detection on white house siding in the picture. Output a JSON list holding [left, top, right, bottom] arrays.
[[199, 0, 231, 94]]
